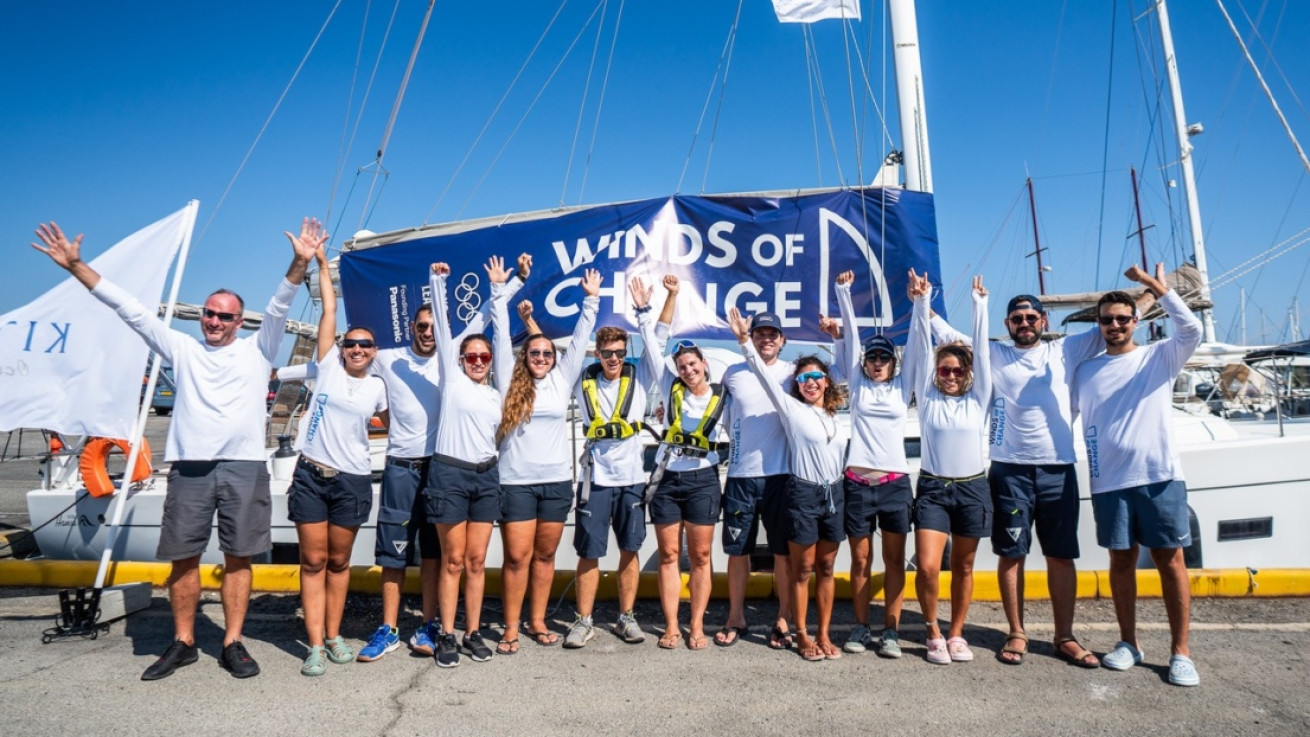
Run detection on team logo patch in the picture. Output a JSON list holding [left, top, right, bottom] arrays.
[[1006, 527, 1022, 542], [728, 527, 742, 541], [393, 541, 408, 555]]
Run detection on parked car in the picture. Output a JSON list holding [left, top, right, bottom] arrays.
[[151, 366, 176, 416]]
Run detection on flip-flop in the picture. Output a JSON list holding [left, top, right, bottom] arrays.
[[495, 638, 519, 656], [820, 642, 842, 660], [687, 633, 709, 651], [658, 631, 682, 650], [1055, 636, 1100, 669], [768, 625, 794, 650], [714, 626, 746, 647], [998, 631, 1028, 665], [525, 630, 559, 647], [798, 640, 824, 662]]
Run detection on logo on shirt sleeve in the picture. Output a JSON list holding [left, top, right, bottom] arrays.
[[988, 398, 1006, 447], [1084, 426, 1099, 479]]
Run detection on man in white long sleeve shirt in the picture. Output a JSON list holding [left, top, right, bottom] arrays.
[[1071, 263, 1203, 687], [33, 219, 320, 682]]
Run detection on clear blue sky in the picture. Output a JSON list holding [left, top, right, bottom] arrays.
[[3, 0, 1307, 345]]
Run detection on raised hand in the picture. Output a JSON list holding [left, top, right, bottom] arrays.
[[516, 253, 533, 280], [581, 268, 601, 298], [662, 274, 680, 295], [836, 270, 854, 287], [1125, 262, 1169, 297], [818, 314, 842, 340], [727, 307, 752, 344], [972, 275, 987, 298], [628, 276, 653, 310], [284, 217, 329, 264], [31, 222, 84, 270], [484, 255, 511, 284], [907, 269, 931, 298], [517, 300, 534, 321], [431, 262, 450, 276]]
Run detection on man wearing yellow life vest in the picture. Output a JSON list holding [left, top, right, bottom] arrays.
[[563, 276, 677, 648]]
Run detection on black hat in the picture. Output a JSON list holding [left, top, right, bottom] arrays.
[[1006, 294, 1044, 314], [862, 334, 896, 357], [749, 312, 785, 335]]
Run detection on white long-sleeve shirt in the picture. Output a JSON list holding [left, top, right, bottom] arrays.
[[645, 320, 724, 473], [92, 277, 296, 462], [1071, 290, 1202, 493], [740, 342, 844, 485], [494, 289, 599, 484], [833, 282, 918, 473], [722, 357, 795, 478], [430, 272, 505, 463], [293, 346, 388, 475], [915, 287, 992, 478]]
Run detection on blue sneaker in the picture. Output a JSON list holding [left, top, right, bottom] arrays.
[[409, 620, 439, 656], [356, 625, 400, 662]]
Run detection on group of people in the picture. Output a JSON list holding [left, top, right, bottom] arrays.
[[31, 216, 1203, 688]]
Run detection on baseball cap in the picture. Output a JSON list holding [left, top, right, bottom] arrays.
[[749, 312, 784, 334], [862, 334, 896, 357], [1005, 294, 1044, 314]]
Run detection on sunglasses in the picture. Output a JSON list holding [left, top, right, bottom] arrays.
[[341, 338, 377, 349], [937, 366, 967, 378], [1008, 314, 1041, 326], [413, 321, 433, 332], [202, 308, 239, 323], [528, 349, 555, 359], [864, 351, 893, 363], [1098, 315, 1136, 326], [461, 352, 492, 365], [599, 348, 627, 360], [673, 339, 698, 353], [796, 370, 827, 384]]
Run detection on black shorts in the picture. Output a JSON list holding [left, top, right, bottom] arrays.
[[649, 467, 721, 526], [786, 476, 845, 546], [375, 457, 440, 568], [423, 457, 500, 525], [721, 475, 790, 556], [501, 481, 573, 523], [988, 461, 1080, 560], [843, 474, 913, 538], [913, 474, 992, 538], [287, 458, 373, 527], [573, 483, 646, 560]]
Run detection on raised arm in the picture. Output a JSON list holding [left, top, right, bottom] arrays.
[[907, 269, 935, 401], [969, 275, 992, 402], [283, 216, 322, 287], [1126, 262, 1202, 373], [312, 246, 336, 362], [631, 276, 668, 387], [728, 307, 797, 427], [833, 271, 862, 385], [517, 300, 543, 336], [32, 222, 101, 290], [458, 253, 528, 340], [429, 263, 458, 379], [485, 255, 515, 393], [558, 270, 601, 385]]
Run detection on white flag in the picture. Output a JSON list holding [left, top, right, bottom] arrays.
[[772, 0, 861, 23], [0, 205, 194, 437]]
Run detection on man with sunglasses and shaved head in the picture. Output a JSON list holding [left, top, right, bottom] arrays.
[[1071, 263, 1203, 687], [32, 217, 324, 681]]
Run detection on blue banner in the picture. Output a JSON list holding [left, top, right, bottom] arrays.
[[339, 187, 944, 348]]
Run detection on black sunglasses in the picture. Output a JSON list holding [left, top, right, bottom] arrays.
[[341, 338, 377, 349], [865, 351, 894, 363], [202, 308, 239, 323], [599, 348, 627, 360], [1008, 314, 1041, 326], [528, 349, 555, 359], [1097, 315, 1135, 326]]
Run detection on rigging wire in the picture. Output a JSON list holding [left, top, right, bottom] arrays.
[[1092, 0, 1119, 289], [1032, 0, 1071, 174], [576, 0, 626, 204], [194, 0, 344, 245], [804, 31, 825, 187], [559, 0, 608, 208], [698, 0, 745, 194], [424, 0, 573, 225], [1234, 0, 1310, 126], [676, 0, 743, 194], [803, 25, 846, 187], [324, 0, 373, 234]]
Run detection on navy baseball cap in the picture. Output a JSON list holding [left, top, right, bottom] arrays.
[[1005, 294, 1044, 314], [862, 334, 896, 357], [749, 312, 785, 335]]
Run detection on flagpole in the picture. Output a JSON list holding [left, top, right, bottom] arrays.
[[92, 200, 199, 590]]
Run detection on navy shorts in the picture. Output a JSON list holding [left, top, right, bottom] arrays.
[[502, 481, 573, 523], [721, 475, 790, 557], [786, 476, 845, 546], [573, 483, 646, 560], [423, 457, 501, 525], [158, 460, 271, 560], [649, 467, 721, 526], [843, 474, 913, 538], [913, 474, 992, 538], [287, 458, 373, 527], [375, 457, 440, 569], [988, 461, 1080, 560], [1091, 479, 1191, 550]]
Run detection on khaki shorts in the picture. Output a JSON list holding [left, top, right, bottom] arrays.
[[157, 460, 272, 560]]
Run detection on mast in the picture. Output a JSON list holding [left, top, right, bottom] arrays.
[[1155, 0, 1217, 342], [1025, 178, 1048, 294], [1129, 166, 1153, 266], [887, 0, 933, 193]]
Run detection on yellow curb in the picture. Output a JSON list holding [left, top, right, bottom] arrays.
[[3, 560, 1307, 598]]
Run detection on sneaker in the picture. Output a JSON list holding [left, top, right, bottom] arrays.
[[613, 611, 645, 644], [1102, 641, 1145, 671], [409, 620, 439, 656], [357, 625, 400, 662], [843, 623, 872, 654], [462, 632, 494, 662], [141, 640, 198, 681], [324, 636, 355, 664], [876, 628, 902, 659], [435, 632, 460, 668], [220, 641, 260, 679], [564, 616, 595, 649], [1168, 654, 1200, 687], [301, 645, 327, 677]]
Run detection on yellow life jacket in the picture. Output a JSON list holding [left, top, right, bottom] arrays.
[[662, 379, 727, 456]]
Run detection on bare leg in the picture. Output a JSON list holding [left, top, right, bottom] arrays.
[[296, 522, 329, 646], [686, 523, 715, 646], [462, 521, 494, 634], [167, 556, 202, 645], [527, 521, 565, 634], [436, 522, 467, 634], [914, 529, 948, 640], [814, 539, 841, 653], [1107, 546, 1139, 648], [881, 532, 907, 629], [379, 567, 405, 627], [419, 557, 439, 621], [654, 522, 683, 641], [848, 535, 873, 625], [323, 524, 359, 640], [773, 552, 792, 634], [1151, 547, 1191, 657], [499, 519, 536, 642], [997, 554, 1026, 662], [616, 550, 640, 613], [722, 555, 751, 633], [575, 558, 600, 618], [946, 535, 979, 639], [788, 540, 817, 657]]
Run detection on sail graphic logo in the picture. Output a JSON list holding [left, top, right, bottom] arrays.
[[305, 393, 330, 444], [1084, 426, 1099, 478], [988, 398, 1006, 446]]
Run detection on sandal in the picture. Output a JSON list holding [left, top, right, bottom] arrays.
[[797, 639, 824, 662], [768, 625, 794, 650], [947, 636, 974, 662], [1055, 636, 1100, 669], [658, 630, 682, 650], [495, 638, 520, 656], [301, 645, 327, 677], [687, 633, 709, 651], [819, 641, 842, 660], [998, 631, 1028, 665], [925, 637, 950, 665], [525, 629, 559, 647], [714, 625, 746, 647], [324, 636, 354, 664]]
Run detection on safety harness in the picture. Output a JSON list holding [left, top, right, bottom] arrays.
[[577, 363, 659, 505], [642, 379, 727, 503]]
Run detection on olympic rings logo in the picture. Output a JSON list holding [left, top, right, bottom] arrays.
[[454, 272, 481, 325]]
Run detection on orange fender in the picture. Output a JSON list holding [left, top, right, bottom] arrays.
[[78, 437, 152, 498]]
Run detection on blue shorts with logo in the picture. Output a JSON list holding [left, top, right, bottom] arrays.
[[913, 473, 992, 538], [375, 457, 440, 569], [843, 474, 913, 538], [573, 483, 646, 560], [988, 461, 1080, 560], [721, 475, 790, 557], [649, 467, 721, 526], [786, 476, 845, 546], [1091, 479, 1191, 550]]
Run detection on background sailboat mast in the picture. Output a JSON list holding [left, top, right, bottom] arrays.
[[1026, 177, 1048, 294], [1155, 0, 1218, 342], [888, 0, 933, 193]]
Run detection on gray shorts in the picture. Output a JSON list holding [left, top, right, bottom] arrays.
[[157, 460, 272, 560]]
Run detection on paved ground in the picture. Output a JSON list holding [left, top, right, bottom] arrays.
[[2, 590, 1308, 736]]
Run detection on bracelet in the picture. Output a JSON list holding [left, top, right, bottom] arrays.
[[633, 305, 652, 315]]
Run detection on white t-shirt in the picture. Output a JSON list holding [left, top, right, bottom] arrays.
[[932, 315, 1103, 465], [494, 291, 599, 485], [914, 288, 992, 478], [833, 282, 917, 474], [294, 346, 388, 475], [722, 358, 795, 478], [1071, 290, 1202, 494], [92, 277, 296, 462], [741, 342, 844, 484], [645, 318, 723, 473], [430, 272, 505, 463]]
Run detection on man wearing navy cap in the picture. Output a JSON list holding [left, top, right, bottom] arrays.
[[931, 292, 1104, 667]]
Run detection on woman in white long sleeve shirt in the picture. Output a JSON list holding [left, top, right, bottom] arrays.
[[728, 307, 848, 661], [831, 270, 923, 658], [909, 271, 992, 665], [491, 269, 600, 653], [288, 238, 388, 676]]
